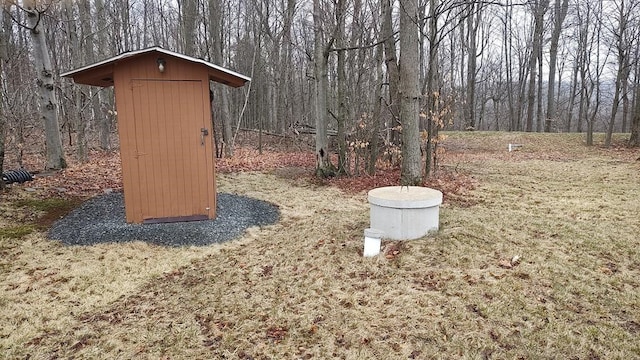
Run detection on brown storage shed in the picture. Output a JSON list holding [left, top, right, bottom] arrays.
[[62, 47, 250, 224]]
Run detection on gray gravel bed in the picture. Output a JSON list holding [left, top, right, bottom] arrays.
[[48, 192, 280, 247]]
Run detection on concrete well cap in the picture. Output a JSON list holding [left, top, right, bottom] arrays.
[[368, 186, 443, 208]]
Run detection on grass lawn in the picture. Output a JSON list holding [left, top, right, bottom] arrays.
[[1, 132, 639, 359]]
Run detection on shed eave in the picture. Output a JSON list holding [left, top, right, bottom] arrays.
[[60, 46, 251, 86]]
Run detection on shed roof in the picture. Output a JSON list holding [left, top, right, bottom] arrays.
[[60, 46, 251, 88]]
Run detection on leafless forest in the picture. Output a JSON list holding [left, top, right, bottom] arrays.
[[1, 0, 640, 183]]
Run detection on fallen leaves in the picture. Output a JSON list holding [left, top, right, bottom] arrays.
[[28, 150, 123, 198], [261, 265, 274, 277], [599, 262, 618, 275], [325, 167, 477, 200], [498, 255, 522, 269], [466, 303, 488, 318], [383, 242, 404, 260], [217, 148, 315, 173], [463, 274, 479, 285], [19, 147, 314, 198], [266, 325, 288, 343], [14, 138, 475, 205], [413, 271, 450, 291]]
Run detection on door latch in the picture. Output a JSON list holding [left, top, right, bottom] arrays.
[[200, 128, 209, 145]]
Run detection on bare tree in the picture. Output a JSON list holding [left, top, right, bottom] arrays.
[[63, 1, 88, 162], [23, 0, 66, 170], [605, 0, 638, 146], [313, 0, 336, 177], [464, 0, 482, 130], [580, 0, 607, 146], [180, 0, 198, 56], [399, 0, 422, 185], [0, 5, 6, 190], [335, 0, 348, 175], [77, 0, 106, 156], [525, 0, 549, 132], [565, 29, 580, 132], [113, 0, 133, 52], [545, 0, 569, 132], [209, 0, 234, 157], [501, 0, 517, 130], [631, 82, 640, 146], [276, 0, 297, 134], [370, 32, 385, 175], [381, 0, 400, 146], [94, 0, 112, 151], [631, 40, 640, 146], [424, 0, 440, 176]]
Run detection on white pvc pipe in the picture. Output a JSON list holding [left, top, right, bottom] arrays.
[[363, 228, 385, 257]]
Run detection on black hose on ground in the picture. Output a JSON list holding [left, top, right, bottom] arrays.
[[2, 169, 34, 185]]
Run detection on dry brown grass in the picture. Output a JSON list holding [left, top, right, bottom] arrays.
[[1, 132, 639, 359]]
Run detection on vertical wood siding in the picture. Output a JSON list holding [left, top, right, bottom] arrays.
[[113, 53, 215, 223]]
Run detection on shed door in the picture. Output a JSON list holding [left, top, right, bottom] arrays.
[[130, 79, 214, 223]]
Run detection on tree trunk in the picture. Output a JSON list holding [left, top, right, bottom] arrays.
[[545, 0, 569, 132], [606, 62, 625, 147], [605, 1, 632, 147], [565, 56, 579, 132], [525, 0, 548, 132], [25, 2, 66, 170], [630, 87, 640, 146], [209, 0, 233, 157], [587, 11, 603, 147], [78, 0, 98, 160], [536, 42, 543, 132], [181, 0, 198, 56], [336, 0, 348, 175], [525, 51, 537, 132], [576, 19, 589, 134], [587, 1, 605, 146], [577, 66, 586, 134], [503, 0, 516, 131], [587, 78, 600, 146], [382, 0, 400, 145], [517, 56, 530, 131], [0, 9, 6, 190], [630, 48, 640, 146], [621, 55, 630, 134], [465, 0, 478, 130], [313, 0, 335, 177], [425, 0, 439, 177], [370, 40, 384, 175], [0, 110, 4, 191], [94, 0, 111, 150], [275, 0, 296, 134], [399, 0, 422, 185], [120, 0, 132, 51], [65, 2, 88, 162]]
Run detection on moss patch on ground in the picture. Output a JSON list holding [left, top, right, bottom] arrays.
[[0, 225, 36, 239], [9, 196, 84, 230]]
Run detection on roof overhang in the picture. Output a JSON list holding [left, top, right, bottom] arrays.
[[60, 46, 251, 88]]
